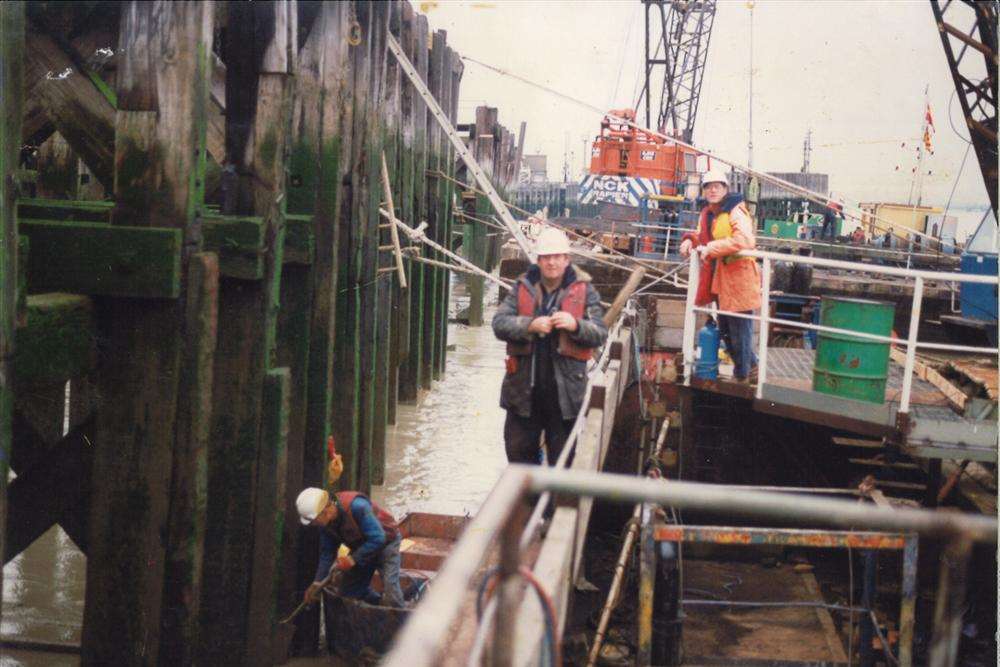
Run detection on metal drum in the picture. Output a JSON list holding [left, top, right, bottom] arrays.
[[812, 297, 895, 404]]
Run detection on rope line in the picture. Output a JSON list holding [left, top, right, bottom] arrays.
[[460, 55, 959, 254]]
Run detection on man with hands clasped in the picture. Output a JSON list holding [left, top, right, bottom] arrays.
[[492, 227, 608, 466]]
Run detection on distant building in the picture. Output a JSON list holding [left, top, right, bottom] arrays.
[[758, 172, 830, 200], [522, 155, 548, 184], [859, 202, 944, 238]]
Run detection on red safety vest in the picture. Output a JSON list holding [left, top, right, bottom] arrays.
[[506, 280, 593, 361], [332, 492, 400, 548]]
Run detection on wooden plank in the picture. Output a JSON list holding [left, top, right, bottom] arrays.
[[247, 367, 290, 666], [158, 253, 218, 666], [19, 220, 181, 297], [889, 347, 966, 411], [13, 293, 95, 386], [81, 3, 212, 664], [199, 2, 294, 664]]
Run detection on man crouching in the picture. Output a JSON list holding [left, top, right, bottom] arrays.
[[297, 487, 404, 608]]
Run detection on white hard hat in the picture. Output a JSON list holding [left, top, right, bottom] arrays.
[[701, 168, 729, 188], [535, 226, 571, 255], [296, 487, 329, 525]]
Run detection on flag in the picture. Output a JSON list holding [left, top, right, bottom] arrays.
[[923, 103, 935, 152]]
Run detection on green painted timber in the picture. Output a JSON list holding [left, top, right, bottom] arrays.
[[285, 213, 315, 264], [202, 213, 266, 279], [14, 293, 95, 386], [16, 236, 26, 324], [19, 220, 182, 298], [201, 213, 313, 279], [813, 297, 895, 404]]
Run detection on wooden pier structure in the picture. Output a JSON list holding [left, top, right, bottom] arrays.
[[0, 1, 518, 663]]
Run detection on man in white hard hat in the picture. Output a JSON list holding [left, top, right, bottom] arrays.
[[680, 168, 761, 382], [492, 226, 607, 466], [296, 486, 404, 608]]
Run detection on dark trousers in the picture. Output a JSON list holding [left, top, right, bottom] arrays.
[[719, 312, 757, 379], [504, 406, 574, 467]]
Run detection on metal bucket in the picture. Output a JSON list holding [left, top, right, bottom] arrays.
[[812, 297, 895, 404]]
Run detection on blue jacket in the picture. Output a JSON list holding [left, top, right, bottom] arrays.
[[314, 496, 387, 582]]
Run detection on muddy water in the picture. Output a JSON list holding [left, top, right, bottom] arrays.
[[1, 526, 85, 666], [373, 306, 509, 518], [1, 297, 510, 664]]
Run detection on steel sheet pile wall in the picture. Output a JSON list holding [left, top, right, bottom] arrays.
[[2, 1, 465, 663]]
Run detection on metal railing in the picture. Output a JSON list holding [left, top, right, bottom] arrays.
[[383, 465, 998, 667], [680, 249, 999, 415]]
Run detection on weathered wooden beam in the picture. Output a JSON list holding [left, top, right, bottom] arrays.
[[331, 0, 365, 491], [356, 1, 390, 494], [373, 4, 403, 485], [247, 367, 290, 665], [19, 220, 182, 297], [289, 2, 354, 655], [0, 3, 25, 625], [200, 2, 295, 664], [158, 252, 219, 666], [399, 11, 430, 402], [435, 44, 459, 379], [81, 2, 213, 664], [17, 197, 113, 222], [421, 30, 445, 389], [13, 292, 95, 386], [24, 28, 115, 189]]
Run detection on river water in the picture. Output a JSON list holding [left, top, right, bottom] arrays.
[[1, 295, 508, 665]]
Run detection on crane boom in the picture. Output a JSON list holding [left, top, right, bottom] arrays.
[[929, 0, 998, 217]]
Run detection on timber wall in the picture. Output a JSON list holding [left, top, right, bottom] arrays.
[[0, 1, 514, 663]]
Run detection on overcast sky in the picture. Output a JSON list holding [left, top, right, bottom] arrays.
[[421, 0, 991, 210]]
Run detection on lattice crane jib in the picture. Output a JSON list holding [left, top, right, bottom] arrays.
[[641, 0, 717, 144], [929, 0, 998, 217]]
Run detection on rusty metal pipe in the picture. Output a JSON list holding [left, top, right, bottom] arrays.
[[525, 467, 998, 543], [586, 504, 642, 667]]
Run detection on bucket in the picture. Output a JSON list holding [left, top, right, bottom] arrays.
[[812, 297, 895, 404]]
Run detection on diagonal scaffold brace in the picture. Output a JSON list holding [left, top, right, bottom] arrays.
[[386, 31, 536, 261]]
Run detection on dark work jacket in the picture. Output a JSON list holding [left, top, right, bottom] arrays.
[[492, 264, 607, 420]]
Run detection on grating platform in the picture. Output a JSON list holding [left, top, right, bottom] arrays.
[[694, 348, 998, 462]]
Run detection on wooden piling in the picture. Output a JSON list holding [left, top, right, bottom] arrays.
[[159, 253, 219, 665], [81, 2, 213, 664], [0, 0, 24, 627], [394, 3, 417, 407], [421, 30, 445, 390], [247, 367, 290, 666], [399, 12, 429, 402], [198, 2, 295, 664], [285, 2, 356, 656], [373, 2, 403, 485]]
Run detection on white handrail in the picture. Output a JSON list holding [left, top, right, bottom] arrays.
[[682, 244, 997, 420], [689, 307, 998, 355], [737, 249, 997, 285]]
